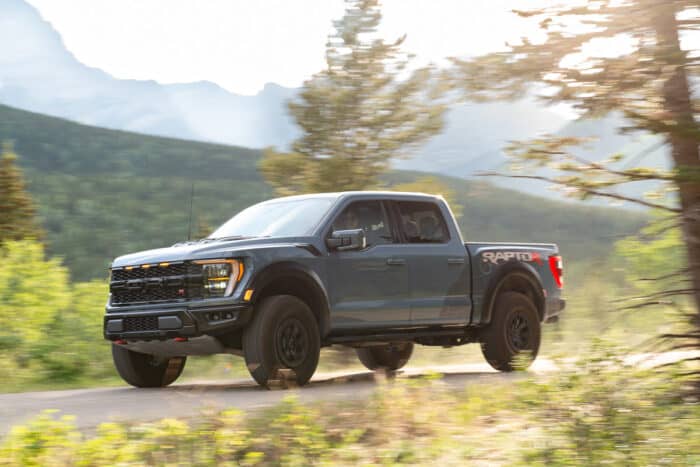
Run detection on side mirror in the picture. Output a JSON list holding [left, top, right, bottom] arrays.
[[326, 229, 366, 251]]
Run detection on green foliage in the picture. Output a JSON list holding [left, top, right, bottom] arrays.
[[0, 142, 42, 242], [518, 346, 700, 465], [261, 0, 445, 194], [452, 0, 700, 318], [611, 216, 693, 347], [0, 240, 111, 390], [26, 172, 269, 280], [0, 240, 70, 345], [0, 411, 80, 467], [2, 353, 699, 466], [616, 216, 686, 294]]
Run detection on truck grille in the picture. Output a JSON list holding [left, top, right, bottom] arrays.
[[123, 316, 159, 332], [110, 262, 203, 306], [112, 263, 189, 281]]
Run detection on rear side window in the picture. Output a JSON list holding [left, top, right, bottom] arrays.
[[396, 201, 449, 244]]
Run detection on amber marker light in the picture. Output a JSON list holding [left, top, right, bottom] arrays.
[[244, 289, 254, 301]]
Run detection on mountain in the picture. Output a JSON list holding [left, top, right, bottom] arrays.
[[161, 81, 299, 148], [0, 103, 646, 281], [1, 1, 564, 155], [0, 0, 668, 207], [395, 97, 567, 176], [0, 0, 299, 148], [487, 114, 671, 203]]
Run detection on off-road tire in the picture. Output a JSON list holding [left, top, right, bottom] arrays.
[[480, 291, 541, 372], [112, 345, 186, 388], [243, 295, 320, 388], [356, 342, 414, 371]]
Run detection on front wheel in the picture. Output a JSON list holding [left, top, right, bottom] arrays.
[[480, 292, 541, 372], [243, 295, 320, 388], [112, 345, 186, 388], [356, 342, 414, 371]]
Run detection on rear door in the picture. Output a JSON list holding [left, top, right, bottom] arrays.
[[326, 200, 411, 331], [392, 200, 471, 326]]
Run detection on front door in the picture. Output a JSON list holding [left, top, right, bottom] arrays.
[[327, 200, 411, 331]]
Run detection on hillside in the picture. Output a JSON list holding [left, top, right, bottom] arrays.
[[0, 104, 646, 280]]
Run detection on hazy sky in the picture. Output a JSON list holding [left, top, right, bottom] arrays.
[[25, 0, 540, 95]]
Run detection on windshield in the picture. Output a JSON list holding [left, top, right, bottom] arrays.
[[209, 197, 335, 239]]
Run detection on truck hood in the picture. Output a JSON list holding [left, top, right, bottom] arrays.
[[111, 236, 313, 268]]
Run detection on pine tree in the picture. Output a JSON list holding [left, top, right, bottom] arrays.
[[0, 142, 42, 242], [452, 0, 700, 383], [260, 0, 445, 194]]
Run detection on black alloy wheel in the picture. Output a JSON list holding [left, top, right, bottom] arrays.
[[243, 295, 320, 387], [275, 317, 310, 368], [480, 291, 541, 372]]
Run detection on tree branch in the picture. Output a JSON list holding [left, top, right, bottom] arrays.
[[638, 268, 690, 282], [613, 288, 700, 304], [477, 172, 682, 213], [616, 300, 675, 311], [564, 153, 678, 183]]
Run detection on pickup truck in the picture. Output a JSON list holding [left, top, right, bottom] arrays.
[[104, 191, 565, 388]]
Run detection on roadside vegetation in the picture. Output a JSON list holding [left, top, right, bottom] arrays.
[[2, 347, 698, 466]]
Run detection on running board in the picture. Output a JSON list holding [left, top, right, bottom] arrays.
[[326, 328, 474, 346]]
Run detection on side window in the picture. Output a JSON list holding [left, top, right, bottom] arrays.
[[331, 201, 394, 248], [396, 201, 450, 244]]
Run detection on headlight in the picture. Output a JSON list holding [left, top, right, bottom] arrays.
[[194, 259, 244, 298]]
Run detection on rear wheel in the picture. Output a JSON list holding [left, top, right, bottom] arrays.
[[356, 342, 414, 371], [112, 345, 186, 388], [243, 295, 320, 388], [480, 291, 541, 372]]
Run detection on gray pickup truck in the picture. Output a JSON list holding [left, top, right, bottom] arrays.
[[104, 191, 565, 388]]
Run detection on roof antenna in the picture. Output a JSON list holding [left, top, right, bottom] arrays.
[[187, 181, 195, 241]]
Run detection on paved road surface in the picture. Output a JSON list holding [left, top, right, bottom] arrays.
[[0, 360, 553, 434]]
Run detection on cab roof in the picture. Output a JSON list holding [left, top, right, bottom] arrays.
[[262, 191, 444, 203]]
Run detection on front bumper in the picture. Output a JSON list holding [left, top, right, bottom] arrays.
[[103, 300, 253, 341]]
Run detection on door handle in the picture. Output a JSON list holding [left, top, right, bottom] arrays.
[[447, 258, 465, 265], [386, 258, 406, 266]]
